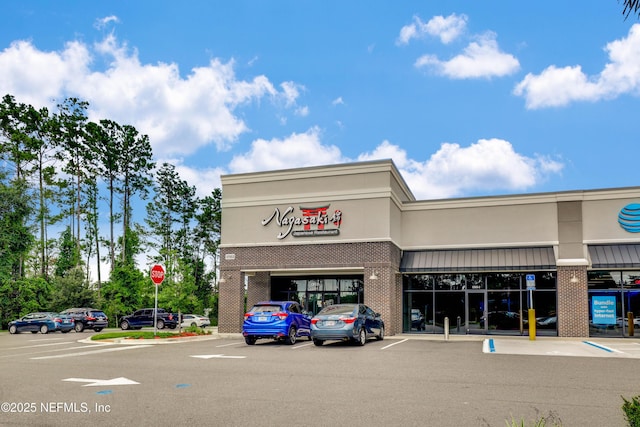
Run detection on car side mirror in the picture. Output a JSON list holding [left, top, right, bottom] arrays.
[[375, 313, 381, 317]]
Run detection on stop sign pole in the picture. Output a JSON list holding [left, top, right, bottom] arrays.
[[150, 264, 165, 335]]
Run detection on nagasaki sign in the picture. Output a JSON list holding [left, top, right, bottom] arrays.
[[261, 205, 342, 239]]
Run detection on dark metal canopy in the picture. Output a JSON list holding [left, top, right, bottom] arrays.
[[400, 247, 556, 273], [588, 244, 640, 269]]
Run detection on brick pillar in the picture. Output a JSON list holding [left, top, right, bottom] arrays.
[[218, 270, 244, 333], [247, 272, 270, 309], [364, 266, 398, 335], [557, 266, 589, 337]]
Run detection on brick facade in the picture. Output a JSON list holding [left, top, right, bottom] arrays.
[[556, 266, 589, 337], [219, 241, 402, 334]]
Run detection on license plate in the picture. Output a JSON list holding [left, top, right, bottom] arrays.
[[257, 316, 267, 322], [325, 320, 335, 326]]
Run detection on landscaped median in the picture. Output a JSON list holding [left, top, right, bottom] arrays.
[[89, 327, 214, 343]]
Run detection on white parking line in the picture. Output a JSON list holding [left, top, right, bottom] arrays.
[[31, 344, 153, 360], [381, 339, 408, 350], [1, 344, 113, 359], [291, 343, 313, 349], [10, 341, 74, 350], [215, 342, 243, 348]]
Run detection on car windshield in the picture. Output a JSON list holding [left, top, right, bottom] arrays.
[[89, 311, 106, 317], [250, 304, 283, 313], [318, 305, 356, 316]]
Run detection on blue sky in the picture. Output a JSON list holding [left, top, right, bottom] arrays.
[[1, 2, 639, 200]]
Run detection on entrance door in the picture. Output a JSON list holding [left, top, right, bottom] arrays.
[[307, 291, 339, 315], [466, 291, 487, 334]]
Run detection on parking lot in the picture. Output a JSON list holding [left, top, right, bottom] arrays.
[[1, 330, 638, 426]]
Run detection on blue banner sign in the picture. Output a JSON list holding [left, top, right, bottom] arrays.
[[591, 296, 616, 325]]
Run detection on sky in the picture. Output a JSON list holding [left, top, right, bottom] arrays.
[[1, 2, 639, 201]]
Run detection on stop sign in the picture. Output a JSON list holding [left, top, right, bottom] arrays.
[[150, 264, 165, 285]]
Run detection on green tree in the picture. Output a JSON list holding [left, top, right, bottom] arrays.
[[622, 0, 640, 19], [49, 267, 95, 311], [51, 98, 89, 266], [54, 226, 81, 278], [0, 171, 34, 282]]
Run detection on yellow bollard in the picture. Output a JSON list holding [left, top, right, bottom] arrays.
[[528, 309, 536, 340]]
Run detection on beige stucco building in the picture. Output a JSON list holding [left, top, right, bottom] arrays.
[[219, 160, 640, 338]]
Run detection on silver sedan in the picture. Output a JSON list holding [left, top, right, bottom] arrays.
[[310, 303, 384, 346]]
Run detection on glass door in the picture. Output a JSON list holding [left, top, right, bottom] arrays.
[[466, 291, 487, 334]]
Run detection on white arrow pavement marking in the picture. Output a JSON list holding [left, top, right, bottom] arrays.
[[63, 377, 140, 387], [190, 354, 246, 359]]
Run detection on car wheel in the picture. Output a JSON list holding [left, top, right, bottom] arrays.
[[156, 319, 165, 329], [120, 320, 130, 330], [356, 328, 366, 346], [377, 325, 384, 341], [313, 338, 324, 346], [191, 322, 197, 328], [93, 328, 103, 332], [285, 326, 297, 345], [8, 325, 17, 334], [40, 324, 49, 334], [74, 322, 84, 333], [245, 336, 257, 345]]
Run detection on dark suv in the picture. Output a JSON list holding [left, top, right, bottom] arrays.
[[60, 308, 109, 332]]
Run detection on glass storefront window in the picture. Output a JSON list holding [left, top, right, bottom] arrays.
[[405, 275, 435, 290], [270, 276, 364, 315], [486, 273, 521, 290], [589, 270, 640, 338], [435, 292, 465, 334], [404, 291, 434, 333], [403, 271, 556, 336]]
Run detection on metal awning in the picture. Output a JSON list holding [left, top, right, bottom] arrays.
[[400, 247, 556, 273], [588, 244, 640, 269]]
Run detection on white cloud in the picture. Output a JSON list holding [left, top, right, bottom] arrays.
[[358, 138, 563, 199], [227, 130, 563, 200], [514, 23, 640, 109], [228, 127, 343, 174], [295, 106, 309, 117], [415, 32, 520, 79], [94, 15, 120, 30], [0, 34, 300, 157], [174, 162, 226, 199], [0, 40, 90, 107], [332, 96, 344, 106], [397, 14, 468, 45]]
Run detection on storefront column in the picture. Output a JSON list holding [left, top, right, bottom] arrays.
[[218, 269, 244, 333], [364, 265, 398, 335], [246, 272, 270, 310], [557, 265, 589, 337]]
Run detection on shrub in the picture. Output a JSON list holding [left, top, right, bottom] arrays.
[[506, 411, 562, 427], [622, 395, 640, 427]]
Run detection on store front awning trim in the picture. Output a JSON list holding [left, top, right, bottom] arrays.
[[400, 247, 556, 273], [588, 244, 640, 269]]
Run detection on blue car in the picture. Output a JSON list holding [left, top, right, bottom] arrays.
[[242, 301, 311, 345], [310, 303, 384, 346], [8, 312, 75, 334]]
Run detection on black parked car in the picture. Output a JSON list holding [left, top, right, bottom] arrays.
[[60, 308, 108, 332], [120, 308, 178, 330]]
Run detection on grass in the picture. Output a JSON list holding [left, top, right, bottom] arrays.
[[91, 326, 211, 341]]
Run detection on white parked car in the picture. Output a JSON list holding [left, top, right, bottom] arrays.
[[180, 314, 211, 328]]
